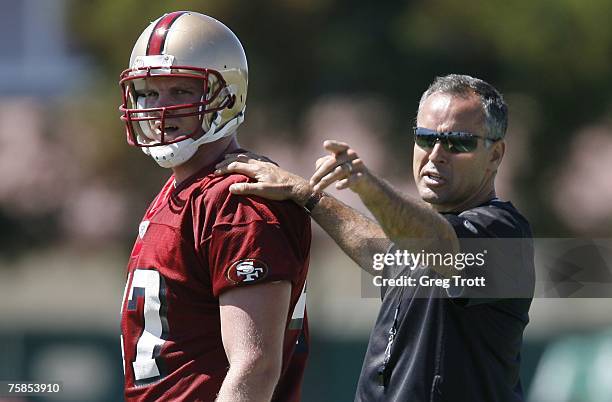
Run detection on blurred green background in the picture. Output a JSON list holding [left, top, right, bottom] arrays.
[[1, 0, 611, 401]]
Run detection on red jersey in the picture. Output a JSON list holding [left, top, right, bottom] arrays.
[[120, 161, 311, 402]]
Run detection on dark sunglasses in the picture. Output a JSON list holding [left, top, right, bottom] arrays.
[[413, 127, 495, 153]]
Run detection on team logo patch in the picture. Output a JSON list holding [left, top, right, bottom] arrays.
[[227, 259, 269, 284]]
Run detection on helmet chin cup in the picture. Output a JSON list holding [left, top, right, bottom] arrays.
[[148, 138, 198, 168], [142, 107, 244, 168]]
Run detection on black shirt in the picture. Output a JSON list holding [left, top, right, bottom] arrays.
[[355, 199, 535, 402]]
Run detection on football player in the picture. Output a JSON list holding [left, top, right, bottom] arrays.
[[118, 11, 310, 402]]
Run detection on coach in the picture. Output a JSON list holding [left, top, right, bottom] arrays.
[[216, 74, 535, 401]]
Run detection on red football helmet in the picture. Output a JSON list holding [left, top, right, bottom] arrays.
[[119, 11, 248, 167]]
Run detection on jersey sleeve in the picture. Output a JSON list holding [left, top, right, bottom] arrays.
[[203, 178, 310, 297], [442, 204, 534, 306]]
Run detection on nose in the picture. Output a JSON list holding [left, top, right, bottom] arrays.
[[149, 92, 180, 120], [428, 142, 448, 164]]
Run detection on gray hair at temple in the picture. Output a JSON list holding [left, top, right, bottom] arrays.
[[419, 74, 508, 141]]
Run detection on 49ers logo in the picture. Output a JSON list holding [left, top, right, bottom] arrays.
[[227, 259, 269, 284]]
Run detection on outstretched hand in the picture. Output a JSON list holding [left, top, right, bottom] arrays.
[[310, 140, 370, 193], [215, 153, 313, 205]]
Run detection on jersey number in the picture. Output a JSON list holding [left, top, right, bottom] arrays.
[[121, 269, 168, 385]]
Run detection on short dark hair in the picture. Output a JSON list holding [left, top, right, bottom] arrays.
[[419, 74, 508, 140]]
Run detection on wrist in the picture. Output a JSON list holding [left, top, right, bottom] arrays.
[[352, 169, 377, 197], [292, 180, 325, 214], [303, 191, 324, 214], [292, 179, 316, 207]]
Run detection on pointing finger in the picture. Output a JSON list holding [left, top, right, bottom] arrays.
[[323, 140, 350, 154]]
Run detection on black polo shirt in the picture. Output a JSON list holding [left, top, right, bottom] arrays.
[[355, 199, 535, 402]]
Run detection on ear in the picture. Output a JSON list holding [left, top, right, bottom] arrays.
[[489, 140, 505, 170]]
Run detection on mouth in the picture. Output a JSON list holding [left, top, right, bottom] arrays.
[[163, 125, 179, 134], [153, 122, 181, 137], [421, 170, 447, 186]]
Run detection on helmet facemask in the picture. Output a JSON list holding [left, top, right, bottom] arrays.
[[119, 64, 234, 148]]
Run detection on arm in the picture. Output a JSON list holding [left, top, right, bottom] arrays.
[[214, 156, 390, 275], [310, 141, 460, 276], [216, 281, 291, 402], [308, 193, 390, 276], [350, 170, 456, 250]]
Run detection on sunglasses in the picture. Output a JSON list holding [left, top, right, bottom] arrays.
[[414, 127, 495, 153]]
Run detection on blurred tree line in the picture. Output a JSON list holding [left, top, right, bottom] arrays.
[[3, 0, 612, 258]]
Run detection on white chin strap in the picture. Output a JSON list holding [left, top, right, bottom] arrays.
[[142, 108, 245, 168]]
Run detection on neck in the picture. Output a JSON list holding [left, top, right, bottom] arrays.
[[433, 187, 497, 214], [172, 135, 240, 184]]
